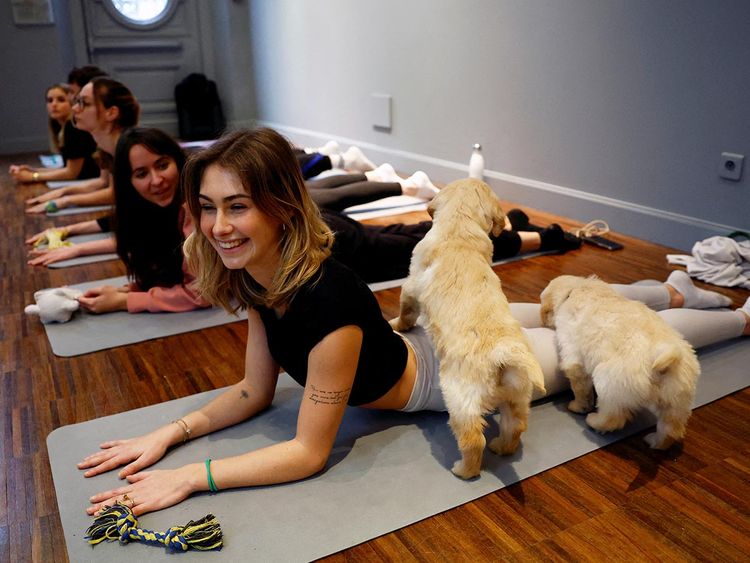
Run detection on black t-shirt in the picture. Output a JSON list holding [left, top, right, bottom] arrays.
[[257, 258, 407, 406], [60, 121, 99, 179]]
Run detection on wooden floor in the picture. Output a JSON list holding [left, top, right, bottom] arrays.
[[1, 152, 749, 562]]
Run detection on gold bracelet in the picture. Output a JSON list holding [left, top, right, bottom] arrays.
[[172, 418, 191, 443], [32, 171, 40, 181]]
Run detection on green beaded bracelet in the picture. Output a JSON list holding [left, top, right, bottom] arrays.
[[205, 458, 219, 493]]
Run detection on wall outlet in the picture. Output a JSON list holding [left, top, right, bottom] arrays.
[[370, 93, 392, 131], [719, 152, 744, 181]]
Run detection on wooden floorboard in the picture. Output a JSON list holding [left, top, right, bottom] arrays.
[[1, 152, 748, 562]]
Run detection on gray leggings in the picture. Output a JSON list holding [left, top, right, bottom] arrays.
[[399, 283, 745, 412]]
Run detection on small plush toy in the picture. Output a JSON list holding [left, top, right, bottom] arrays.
[[33, 227, 71, 250], [25, 287, 83, 324]]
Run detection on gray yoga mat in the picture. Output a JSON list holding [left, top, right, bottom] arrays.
[[38, 232, 119, 268], [42, 276, 247, 357], [47, 204, 112, 216], [47, 338, 750, 561], [46, 178, 91, 189]]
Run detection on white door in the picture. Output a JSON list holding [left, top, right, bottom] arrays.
[[69, 0, 214, 134]]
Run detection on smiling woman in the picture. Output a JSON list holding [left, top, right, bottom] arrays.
[[197, 165, 284, 287]]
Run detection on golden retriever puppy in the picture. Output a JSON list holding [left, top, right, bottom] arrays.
[[390, 178, 546, 479], [540, 275, 700, 449]]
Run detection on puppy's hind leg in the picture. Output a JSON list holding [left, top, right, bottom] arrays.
[[489, 394, 529, 456], [444, 384, 487, 479], [389, 278, 420, 332], [563, 363, 595, 414], [644, 403, 691, 450]]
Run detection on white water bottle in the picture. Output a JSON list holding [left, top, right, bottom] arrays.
[[468, 143, 484, 179]]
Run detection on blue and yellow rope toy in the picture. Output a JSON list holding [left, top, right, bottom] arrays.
[[85, 501, 223, 552]]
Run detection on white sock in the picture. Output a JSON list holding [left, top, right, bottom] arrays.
[[401, 171, 440, 200], [365, 163, 401, 183], [738, 297, 750, 332], [341, 146, 375, 172], [329, 154, 342, 168], [666, 270, 732, 309], [304, 140, 339, 155], [740, 296, 750, 318]]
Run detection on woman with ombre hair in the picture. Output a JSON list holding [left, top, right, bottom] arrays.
[[77, 128, 750, 518]]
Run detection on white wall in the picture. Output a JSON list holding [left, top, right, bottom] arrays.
[[0, 1, 68, 153], [249, 0, 750, 250]]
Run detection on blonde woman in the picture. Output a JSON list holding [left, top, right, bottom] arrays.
[[10, 83, 99, 183]]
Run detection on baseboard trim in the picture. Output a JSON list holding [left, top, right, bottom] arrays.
[[263, 121, 742, 251]]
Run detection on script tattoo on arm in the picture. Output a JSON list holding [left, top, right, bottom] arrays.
[[308, 384, 351, 406]]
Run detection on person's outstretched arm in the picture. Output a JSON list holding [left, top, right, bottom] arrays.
[[27, 236, 116, 267], [25, 170, 109, 206], [79, 309, 281, 512], [26, 219, 104, 246], [82, 313, 361, 516], [26, 185, 113, 214], [11, 157, 88, 183]]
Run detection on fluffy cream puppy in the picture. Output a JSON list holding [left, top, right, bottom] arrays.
[[540, 275, 700, 449], [390, 178, 545, 479]]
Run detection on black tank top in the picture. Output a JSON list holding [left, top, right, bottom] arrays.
[[257, 258, 407, 405]]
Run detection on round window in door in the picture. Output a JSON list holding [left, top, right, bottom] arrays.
[[104, 0, 178, 29]]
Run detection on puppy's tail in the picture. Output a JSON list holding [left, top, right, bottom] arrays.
[[652, 343, 701, 386], [493, 342, 547, 395]]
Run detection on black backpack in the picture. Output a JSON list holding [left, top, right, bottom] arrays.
[[174, 73, 226, 141]]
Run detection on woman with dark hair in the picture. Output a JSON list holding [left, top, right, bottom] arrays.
[[77, 128, 749, 517], [10, 83, 99, 183], [56, 127, 209, 313], [26, 77, 140, 214]]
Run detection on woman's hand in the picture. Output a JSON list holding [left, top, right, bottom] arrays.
[[26, 229, 52, 246], [26, 196, 70, 215], [10, 164, 32, 174], [77, 423, 182, 481], [86, 464, 201, 518], [26, 190, 60, 206], [10, 165, 34, 182], [27, 245, 80, 267], [78, 285, 129, 313]]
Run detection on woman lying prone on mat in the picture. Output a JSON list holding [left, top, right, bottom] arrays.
[[9, 83, 99, 184], [32, 128, 211, 313], [78, 128, 750, 517]]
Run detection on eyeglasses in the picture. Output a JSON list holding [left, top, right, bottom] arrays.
[[72, 96, 93, 109]]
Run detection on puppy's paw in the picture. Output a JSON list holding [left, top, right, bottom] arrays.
[[488, 436, 520, 456], [568, 399, 594, 414], [644, 432, 676, 450], [451, 459, 481, 480], [585, 412, 624, 433]]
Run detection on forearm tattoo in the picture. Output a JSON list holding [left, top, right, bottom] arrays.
[[308, 384, 351, 406], [240, 390, 249, 399]]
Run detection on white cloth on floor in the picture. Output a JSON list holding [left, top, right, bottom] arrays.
[[667, 236, 750, 289]]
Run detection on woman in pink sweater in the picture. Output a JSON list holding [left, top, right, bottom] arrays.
[[77, 128, 210, 313]]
